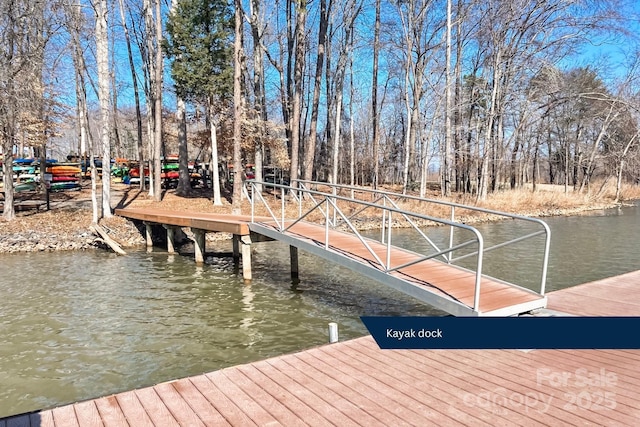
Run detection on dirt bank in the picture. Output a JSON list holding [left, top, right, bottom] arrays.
[[0, 181, 637, 254]]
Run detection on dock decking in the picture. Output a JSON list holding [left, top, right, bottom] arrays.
[[3, 270, 640, 426]]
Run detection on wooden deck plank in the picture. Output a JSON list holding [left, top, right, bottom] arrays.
[[202, 371, 279, 426], [170, 378, 232, 426], [73, 401, 104, 427], [547, 270, 640, 316], [297, 346, 465, 426], [132, 388, 179, 427], [93, 396, 129, 427], [51, 406, 79, 427], [247, 359, 354, 426], [220, 369, 308, 426], [114, 391, 156, 427], [325, 343, 550, 427], [242, 356, 390, 426], [115, 208, 254, 234], [403, 346, 615, 425], [283, 353, 415, 426], [324, 343, 503, 427], [152, 382, 205, 427], [189, 375, 258, 426]]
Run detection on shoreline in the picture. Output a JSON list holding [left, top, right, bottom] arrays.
[[0, 184, 637, 254]]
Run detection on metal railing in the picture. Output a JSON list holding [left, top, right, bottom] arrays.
[[246, 179, 550, 312], [292, 179, 551, 296]]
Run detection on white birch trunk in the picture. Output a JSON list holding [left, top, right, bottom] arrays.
[[96, 0, 112, 218]]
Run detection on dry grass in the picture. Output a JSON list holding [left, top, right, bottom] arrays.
[[2, 180, 638, 242]]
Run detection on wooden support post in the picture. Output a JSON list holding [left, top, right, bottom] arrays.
[[164, 225, 176, 254], [192, 228, 206, 263], [240, 234, 252, 283], [145, 223, 153, 249], [290, 245, 299, 279], [232, 235, 240, 264]]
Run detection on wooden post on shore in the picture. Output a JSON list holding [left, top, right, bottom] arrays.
[[290, 246, 299, 280], [192, 228, 206, 263]]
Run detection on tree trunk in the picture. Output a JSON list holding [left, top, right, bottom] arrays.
[[176, 97, 191, 195], [96, 0, 112, 218], [371, 0, 381, 189], [304, 0, 329, 183], [442, 0, 452, 196], [289, 0, 306, 190], [208, 99, 223, 206], [249, 0, 267, 189], [232, 0, 244, 213], [153, 0, 163, 201], [118, 0, 144, 190]]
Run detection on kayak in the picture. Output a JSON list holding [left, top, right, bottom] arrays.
[[46, 165, 82, 175], [52, 176, 79, 182], [49, 182, 81, 191]]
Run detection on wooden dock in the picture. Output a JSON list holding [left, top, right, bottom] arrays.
[[3, 270, 640, 426], [115, 208, 260, 280], [116, 208, 546, 316]]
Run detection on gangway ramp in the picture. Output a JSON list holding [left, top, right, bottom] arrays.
[[249, 180, 550, 317]]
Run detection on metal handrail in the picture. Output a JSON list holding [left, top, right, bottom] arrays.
[[247, 180, 487, 312], [291, 179, 551, 295]]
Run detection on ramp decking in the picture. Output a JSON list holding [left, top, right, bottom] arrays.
[[250, 220, 546, 317]]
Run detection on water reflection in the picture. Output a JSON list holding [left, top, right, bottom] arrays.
[[0, 241, 438, 417]]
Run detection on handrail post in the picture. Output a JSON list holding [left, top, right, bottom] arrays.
[[381, 196, 387, 244], [298, 183, 303, 218], [332, 186, 337, 227], [540, 223, 551, 295], [386, 209, 392, 271], [448, 206, 455, 263], [281, 186, 285, 231], [473, 232, 484, 312], [325, 198, 330, 249], [250, 183, 255, 222]]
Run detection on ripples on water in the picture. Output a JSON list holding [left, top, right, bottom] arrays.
[[0, 241, 439, 417], [1, 202, 638, 417]]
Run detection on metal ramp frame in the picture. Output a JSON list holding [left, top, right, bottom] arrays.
[[246, 180, 550, 317]]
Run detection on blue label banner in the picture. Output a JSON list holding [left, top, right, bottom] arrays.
[[360, 316, 640, 349]]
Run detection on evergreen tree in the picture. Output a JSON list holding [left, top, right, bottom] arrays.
[[165, 0, 233, 102], [165, 0, 234, 204]]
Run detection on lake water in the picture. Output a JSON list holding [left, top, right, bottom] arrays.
[[1, 201, 639, 417]]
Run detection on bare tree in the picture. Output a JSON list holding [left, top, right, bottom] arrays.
[[0, 0, 47, 220], [370, 0, 381, 189], [303, 0, 330, 183], [232, 0, 244, 212], [289, 0, 306, 190], [117, 0, 145, 190], [95, 0, 112, 218]]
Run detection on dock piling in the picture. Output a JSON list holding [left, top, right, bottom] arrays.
[[192, 228, 206, 263], [241, 234, 252, 282], [290, 246, 299, 279], [328, 322, 339, 343]]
